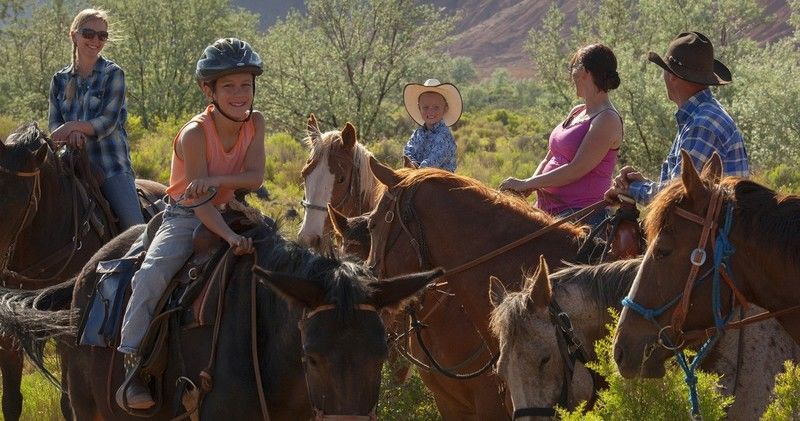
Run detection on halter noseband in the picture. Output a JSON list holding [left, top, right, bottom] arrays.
[[298, 303, 379, 421]]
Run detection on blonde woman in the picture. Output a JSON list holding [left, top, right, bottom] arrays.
[[48, 8, 142, 229]]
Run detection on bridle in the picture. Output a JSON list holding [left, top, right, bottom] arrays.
[[298, 303, 379, 421], [0, 153, 44, 284], [301, 147, 364, 217], [510, 299, 601, 419], [369, 183, 607, 382]]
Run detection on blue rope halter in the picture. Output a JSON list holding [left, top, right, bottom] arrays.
[[621, 202, 735, 418]]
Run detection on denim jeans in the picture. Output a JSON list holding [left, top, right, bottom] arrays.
[[117, 204, 200, 355], [101, 171, 145, 230]]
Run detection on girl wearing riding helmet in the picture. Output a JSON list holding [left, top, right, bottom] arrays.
[[116, 38, 265, 410]]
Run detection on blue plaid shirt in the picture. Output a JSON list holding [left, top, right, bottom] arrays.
[[404, 121, 457, 172], [48, 56, 132, 179], [629, 89, 749, 204]]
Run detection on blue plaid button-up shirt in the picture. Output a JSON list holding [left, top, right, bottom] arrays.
[[629, 88, 749, 204], [404, 121, 457, 172], [48, 56, 132, 179]]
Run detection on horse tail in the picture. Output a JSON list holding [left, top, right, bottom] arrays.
[[0, 279, 76, 388]]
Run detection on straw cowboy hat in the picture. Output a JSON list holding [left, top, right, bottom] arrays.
[[648, 31, 731, 86], [403, 79, 463, 127]]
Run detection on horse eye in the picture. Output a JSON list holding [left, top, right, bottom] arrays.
[[538, 355, 551, 370], [652, 247, 671, 260], [336, 175, 345, 183]]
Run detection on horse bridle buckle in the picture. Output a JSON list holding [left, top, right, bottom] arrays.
[[689, 248, 706, 266]]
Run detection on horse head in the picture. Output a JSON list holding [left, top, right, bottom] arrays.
[[614, 150, 731, 378], [0, 123, 51, 274], [254, 264, 443, 418], [298, 114, 380, 252], [489, 256, 572, 416], [328, 205, 371, 259]]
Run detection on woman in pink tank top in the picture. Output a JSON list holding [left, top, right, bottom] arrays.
[[116, 38, 266, 410], [500, 44, 624, 228]]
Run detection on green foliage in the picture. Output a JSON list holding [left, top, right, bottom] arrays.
[[378, 366, 441, 420], [558, 310, 733, 421], [256, 0, 457, 139], [762, 360, 800, 420], [129, 114, 188, 183]]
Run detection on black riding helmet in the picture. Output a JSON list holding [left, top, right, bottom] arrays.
[[196, 38, 263, 122], [196, 38, 263, 81]]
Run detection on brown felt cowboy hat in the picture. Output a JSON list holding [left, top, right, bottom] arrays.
[[648, 31, 731, 86], [403, 79, 463, 127]]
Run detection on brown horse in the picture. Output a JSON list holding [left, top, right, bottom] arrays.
[[0, 122, 165, 421], [614, 150, 800, 380], [362, 157, 592, 420], [297, 114, 382, 250], [490, 257, 800, 420], [0, 220, 443, 420]]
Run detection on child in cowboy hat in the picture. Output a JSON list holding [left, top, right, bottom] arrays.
[[402, 78, 462, 172], [605, 31, 749, 205]]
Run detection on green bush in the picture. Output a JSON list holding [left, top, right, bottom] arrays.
[[378, 366, 441, 420], [558, 310, 733, 421], [761, 361, 800, 421]]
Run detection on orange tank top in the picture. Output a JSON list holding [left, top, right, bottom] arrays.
[[166, 104, 255, 205]]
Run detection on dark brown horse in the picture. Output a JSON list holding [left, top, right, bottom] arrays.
[[0, 219, 443, 420], [614, 151, 800, 380], [0, 122, 165, 421], [359, 157, 591, 420]]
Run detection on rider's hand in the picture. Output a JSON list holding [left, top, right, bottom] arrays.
[[226, 234, 254, 255], [51, 122, 77, 144], [66, 131, 86, 149], [499, 177, 532, 195], [613, 166, 644, 190], [185, 177, 219, 200]]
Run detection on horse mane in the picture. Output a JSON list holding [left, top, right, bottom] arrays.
[[489, 258, 641, 345], [304, 129, 384, 206], [394, 167, 584, 236], [645, 177, 800, 259], [255, 224, 374, 320]]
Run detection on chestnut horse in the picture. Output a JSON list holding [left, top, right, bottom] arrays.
[[0, 221, 443, 420], [490, 257, 800, 420], [297, 114, 382, 250], [615, 150, 800, 381], [363, 157, 594, 420], [0, 122, 165, 421]]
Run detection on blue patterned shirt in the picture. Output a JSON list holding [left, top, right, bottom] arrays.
[[48, 56, 132, 179], [629, 89, 749, 204], [404, 121, 457, 172]]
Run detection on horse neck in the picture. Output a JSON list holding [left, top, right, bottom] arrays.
[[410, 184, 581, 347], [13, 157, 79, 269]]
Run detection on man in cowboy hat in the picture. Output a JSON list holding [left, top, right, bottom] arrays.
[[403, 78, 463, 172], [606, 31, 749, 205]]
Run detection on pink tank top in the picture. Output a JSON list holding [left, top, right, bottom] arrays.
[[166, 104, 255, 206], [536, 105, 618, 215]]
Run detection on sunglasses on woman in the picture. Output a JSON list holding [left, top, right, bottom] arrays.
[[79, 28, 109, 42]]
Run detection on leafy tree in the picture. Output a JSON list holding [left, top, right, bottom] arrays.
[[761, 360, 800, 421], [256, 0, 457, 139], [95, 0, 261, 128]]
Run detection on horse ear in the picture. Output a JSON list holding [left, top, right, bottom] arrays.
[[327, 204, 349, 238], [680, 149, 705, 198], [306, 114, 321, 146], [369, 156, 402, 188], [528, 255, 551, 309], [402, 155, 418, 169], [700, 152, 723, 184], [33, 144, 48, 166], [368, 267, 444, 309], [341, 122, 357, 150], [489, 276, 507, 309], [253, 266, 325, 309]]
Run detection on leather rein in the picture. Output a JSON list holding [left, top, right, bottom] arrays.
[[1, 147, 110, 289], [372, 184, 606, 381]]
